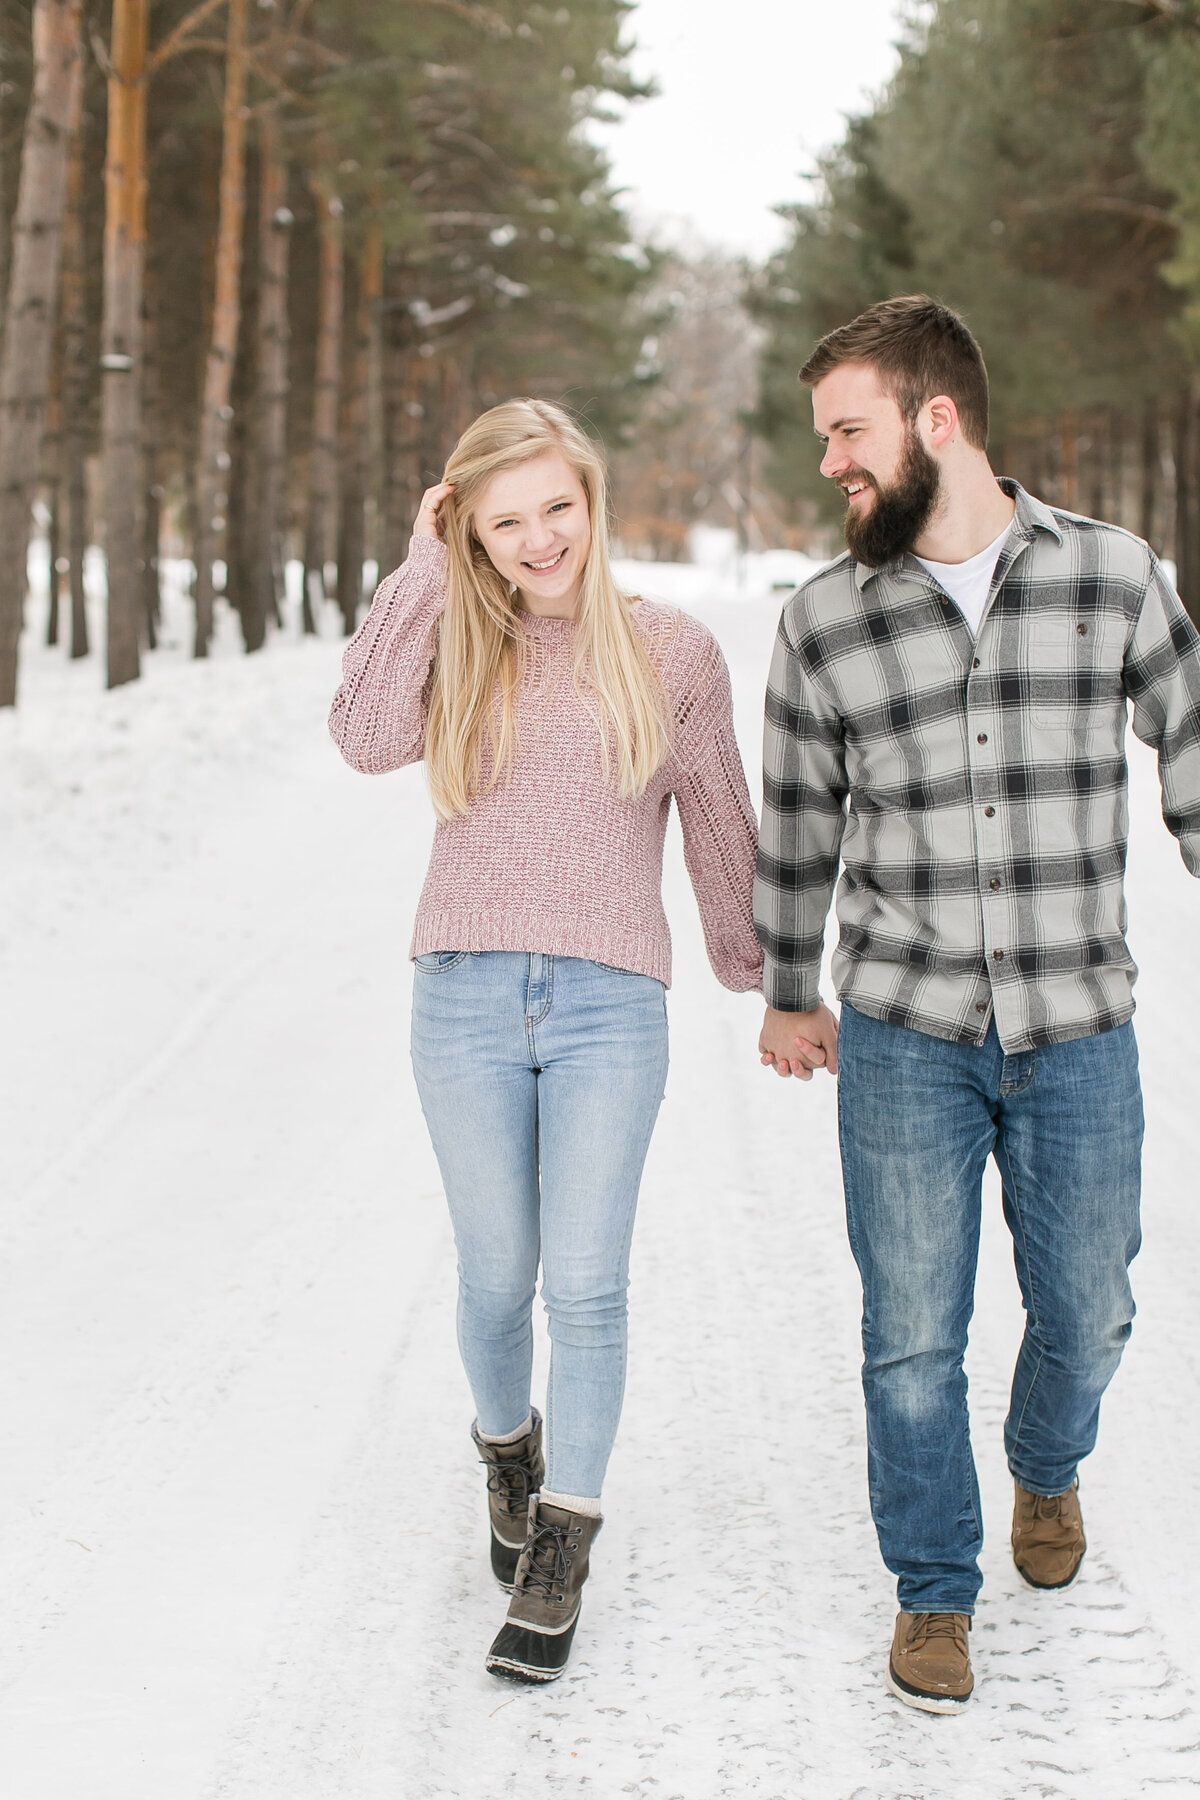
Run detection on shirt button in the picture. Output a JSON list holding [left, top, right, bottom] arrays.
[[1077, 622, 1088, 636], [977, 732, 988, 744], [975, 1001, 988, 1013], [984, 806, 996, 818], [989, 877, 1000, 890], [972, 658, 980, 669], [993, 948, 1004, 961]]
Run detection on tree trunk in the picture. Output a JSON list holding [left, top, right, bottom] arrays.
[[101, 0, 148, 690], [1175, 382, 1200, 627], [225, 389, 252, 640], [0, 44, 9, 337], [60, 83, 89, 658], [0, 0, 84, 708], [192, 0, 249, 658], [46, 492, 62, 645], [1141, 396, 1159, 553], [1108, 409, 1126, 533], [303, 158, 343, 634], [44, 335, 64, 646], [380, 302, 422, 576], [365, 222, 385, 583], [1087, 410, 1107, 524], [336, 222, 381, 634], [248, 102, 291, 650], [140, 260, 162, 650]]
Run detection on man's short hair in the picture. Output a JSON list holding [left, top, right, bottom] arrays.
[[800, 295, 990, 450]]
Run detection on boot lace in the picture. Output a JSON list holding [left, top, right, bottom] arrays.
[[481, 1457, 535, 1517], [520, 1519, 575, 1601]]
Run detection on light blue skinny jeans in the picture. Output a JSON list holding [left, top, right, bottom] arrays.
[[837, 1003, 1143, 1616], [410, 950, 669, 1499]]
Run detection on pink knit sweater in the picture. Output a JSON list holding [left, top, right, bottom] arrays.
[[328, 535, 763, 991]]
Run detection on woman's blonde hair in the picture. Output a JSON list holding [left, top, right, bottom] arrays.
[[424, 398, 672, 820]]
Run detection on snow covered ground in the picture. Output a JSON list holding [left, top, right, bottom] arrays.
[[3, 567, 1200, 1800]]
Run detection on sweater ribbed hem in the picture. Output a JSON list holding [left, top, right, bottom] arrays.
[[411, 909, 672, 987]]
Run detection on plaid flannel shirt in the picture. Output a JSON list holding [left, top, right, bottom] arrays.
[[754, 481, 1200, 1052]]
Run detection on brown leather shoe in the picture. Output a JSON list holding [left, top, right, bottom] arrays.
[[1012, 1478, 1086, 1590], [887, 1612, 973, 1713]]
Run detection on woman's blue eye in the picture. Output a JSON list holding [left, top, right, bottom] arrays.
[[549, 501, 571, 513]]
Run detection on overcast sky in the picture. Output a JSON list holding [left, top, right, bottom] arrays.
[[592, 0, 911, 259]]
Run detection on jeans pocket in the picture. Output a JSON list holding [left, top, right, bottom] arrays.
[[414, 950, 469, 972]]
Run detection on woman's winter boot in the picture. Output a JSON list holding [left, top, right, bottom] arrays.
[[471, 1411, 545, 1589], [485, 1497, 602, 1682]]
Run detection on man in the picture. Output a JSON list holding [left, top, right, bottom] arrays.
[[755, 294, 1200, 1714]]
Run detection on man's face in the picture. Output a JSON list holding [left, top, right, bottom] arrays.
[[811, 362, 941, 566]]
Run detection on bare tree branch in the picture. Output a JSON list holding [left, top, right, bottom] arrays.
[[147, 0, 227, 76], [89, 28, 114, 78]]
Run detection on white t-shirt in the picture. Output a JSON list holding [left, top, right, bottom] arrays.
[[915, 521, 1014, 635]]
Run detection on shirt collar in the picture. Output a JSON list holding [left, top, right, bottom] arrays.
[[851, 477, 1063, 592]]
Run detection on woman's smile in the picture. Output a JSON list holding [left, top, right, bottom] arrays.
[[523, 547, 568, 574]]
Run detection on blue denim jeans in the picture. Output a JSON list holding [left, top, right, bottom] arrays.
[[837, 1003, 1143, 1615], [410, 951, 669, 1500]]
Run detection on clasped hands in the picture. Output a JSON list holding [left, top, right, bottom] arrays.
[[759, 1002, 840, 1081]]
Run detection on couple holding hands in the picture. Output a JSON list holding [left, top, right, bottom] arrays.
[[329, 295, 1200, 1712]]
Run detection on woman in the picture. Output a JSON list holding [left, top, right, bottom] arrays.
[[329, 399, 762, 1683]]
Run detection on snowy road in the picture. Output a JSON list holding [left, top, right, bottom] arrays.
[[3, 585, 1200, 1800]]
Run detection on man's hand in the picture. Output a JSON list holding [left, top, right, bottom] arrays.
[[759, 1003, 840, 1080]]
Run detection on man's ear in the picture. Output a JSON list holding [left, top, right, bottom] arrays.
[[926, 393, 960, 449]]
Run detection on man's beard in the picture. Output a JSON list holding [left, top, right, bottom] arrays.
[[841, 429, 941, 567]]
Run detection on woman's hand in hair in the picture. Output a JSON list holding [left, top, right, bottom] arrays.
[[413, 482, 455, 542]]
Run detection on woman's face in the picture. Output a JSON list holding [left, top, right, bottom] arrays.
[[471, 451, 592, 618]]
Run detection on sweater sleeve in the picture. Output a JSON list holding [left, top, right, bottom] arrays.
[[328, 536, 448, 773], [667, 626, 764, 994]]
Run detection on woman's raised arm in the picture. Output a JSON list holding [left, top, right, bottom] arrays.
[[327, 484, 454, 773]]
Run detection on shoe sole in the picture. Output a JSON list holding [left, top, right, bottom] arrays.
[[886, 1665, 972, 1715], [485, 1655, 565, 1684], [1015, 1559, 1084, 1592]]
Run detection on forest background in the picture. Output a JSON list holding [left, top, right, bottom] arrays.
[[2, 0, 1200, 710]]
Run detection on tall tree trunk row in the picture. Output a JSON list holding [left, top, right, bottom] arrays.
[[101, 0, 149, 691], [248, 101, 291, 652], [0, 0, 84, 709], [336, 220, 382, 635], [60, 90, 90, 660], [303, 158, 344, 634], [193, 0, 249, 659]]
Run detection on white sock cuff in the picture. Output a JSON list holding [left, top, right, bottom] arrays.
[[539, 1488, 602, 1518], [477, 1415, 534, 1446]]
